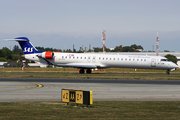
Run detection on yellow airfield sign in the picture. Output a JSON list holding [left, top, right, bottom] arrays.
[[76, 91, 83, 104], [61, 89, 93, 105], [62, 90, 69, 102]]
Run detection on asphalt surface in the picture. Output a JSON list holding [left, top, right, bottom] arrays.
[[0, 78, 180, 102]]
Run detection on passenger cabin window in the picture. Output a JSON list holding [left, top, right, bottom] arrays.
[[125, 58, 127, 61], [129, 59, 131, 61], [99, 57, 101, 60], [118, 58, 119, 60], [106, 58, 108, 60], [65, 56, 67, 59], [137, 59, 139, 61], [110, 58, 111, 60], [103, 58, 104, 60], [77, 57, 78, 59], [81, 57, 82, 59], [121, 58, 123, 61], [73, 57, 75, 59], [84, 57, 86, 59], [114, 58, 115, 60], [62, 56, 64, 58], [69, 57, 71, 59], [144, 59, 146, 61]]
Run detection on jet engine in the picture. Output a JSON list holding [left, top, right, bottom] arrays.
[[40, 52, 54, 59]]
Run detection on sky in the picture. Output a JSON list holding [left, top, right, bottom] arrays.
[[0, 0, 180, 52]]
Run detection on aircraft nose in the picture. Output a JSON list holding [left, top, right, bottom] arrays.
[[175, 64, 179, 69], [173, 63, 179, 69]]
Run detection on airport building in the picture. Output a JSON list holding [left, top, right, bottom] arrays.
[[0, 62, 7, 68]]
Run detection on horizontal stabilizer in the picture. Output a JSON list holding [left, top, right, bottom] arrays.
[[4, 39, 27, 41]]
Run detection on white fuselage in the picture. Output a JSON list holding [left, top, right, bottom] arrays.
[[24, 52, 178, 70]]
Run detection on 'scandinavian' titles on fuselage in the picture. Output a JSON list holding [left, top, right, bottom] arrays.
[[5, 37, 178, 74]]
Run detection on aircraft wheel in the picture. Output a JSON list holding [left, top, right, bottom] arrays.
[[79, 69, 84, 74], [86, 69, 92, 74]]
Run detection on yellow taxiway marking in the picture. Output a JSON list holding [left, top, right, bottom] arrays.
[[0, 86, 7, 88], [16, 86, 25, 88], [69, 87, 75, 88], [0, 82, 43, 92], [90, 87, 101, 89]]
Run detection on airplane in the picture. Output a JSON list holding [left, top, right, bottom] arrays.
[[5, 37, 178, 74]]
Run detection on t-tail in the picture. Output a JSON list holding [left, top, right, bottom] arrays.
[[5, 37, 43, 54]]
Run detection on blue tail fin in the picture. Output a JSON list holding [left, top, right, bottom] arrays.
[[7, 37, 43, 54]]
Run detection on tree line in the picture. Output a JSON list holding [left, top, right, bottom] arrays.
[[94, 44, 143, 52], [0, 45, 23, 62]]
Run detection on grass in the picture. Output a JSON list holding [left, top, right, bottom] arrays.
[[0, 101, 180, 120], [0, 67, 180, 80]]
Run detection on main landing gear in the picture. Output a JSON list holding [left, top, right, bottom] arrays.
[[79, 69, 85, 74], [86, 69, 92, 74], [79, 69, 92, 74]]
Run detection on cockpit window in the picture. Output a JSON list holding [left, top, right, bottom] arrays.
[[161, 59, 170, 62]]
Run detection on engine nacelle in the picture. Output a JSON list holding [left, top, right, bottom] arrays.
[[41, 52, 54, 59]]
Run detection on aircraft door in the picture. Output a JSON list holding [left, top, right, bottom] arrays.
[[151, 58, 156, 67]]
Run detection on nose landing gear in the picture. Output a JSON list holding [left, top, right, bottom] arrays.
[[166, 69, 170, 75]]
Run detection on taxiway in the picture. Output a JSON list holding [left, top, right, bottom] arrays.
[[0, 78, 180, 102]]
